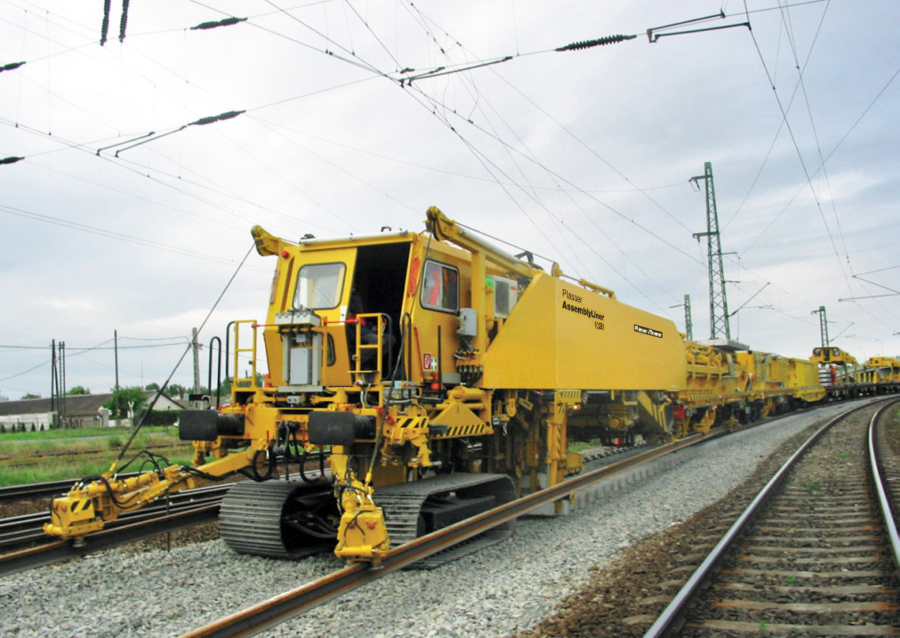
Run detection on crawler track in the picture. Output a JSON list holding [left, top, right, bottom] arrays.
[[645, 398, 900, 638]]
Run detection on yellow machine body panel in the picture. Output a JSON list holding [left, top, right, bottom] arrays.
[[681, 341, 740, 402], [264, 245, 358, 389], [810, 346, 858, 366], [810, 346, 861, 385], [866, 356, 900, 384], [481, 273, 686, 391], [404, 239, 477, 387], [49, 207, 890, 567]]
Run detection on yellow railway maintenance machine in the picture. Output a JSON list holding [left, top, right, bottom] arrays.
[[810, 346, 860, 385], [45, 207, 687, 565]]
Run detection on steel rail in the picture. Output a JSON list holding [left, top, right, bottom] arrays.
[[0, 472, 143, 502], [641, 397, 896, 638], [181, 433, 712, 638], [868, 399, 900, 572], [185, 404, 864, 638], [0, 451, 304, 502], [0, 486, 230, 551], [0, 504, 220, 577]]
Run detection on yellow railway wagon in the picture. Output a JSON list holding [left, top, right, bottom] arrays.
[[865, 356, 900, 384], [44, 205, 894, 565], [45, 207, 688, 561]]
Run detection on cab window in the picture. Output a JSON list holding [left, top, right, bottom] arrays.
[[420, 260, 459, 313], [294, 263, 345, 310]]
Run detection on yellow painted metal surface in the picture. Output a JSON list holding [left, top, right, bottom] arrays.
[[482, 273, 686, 391], [48, 208, 891, 557]]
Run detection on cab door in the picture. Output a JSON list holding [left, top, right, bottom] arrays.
[[288, 246, 358, 388]]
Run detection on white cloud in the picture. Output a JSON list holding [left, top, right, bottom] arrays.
[[1, 0, 899, 398]]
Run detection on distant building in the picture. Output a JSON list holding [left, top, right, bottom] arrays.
[[0, 391, 186, 432]]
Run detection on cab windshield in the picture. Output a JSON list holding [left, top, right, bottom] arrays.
[[294, 262, 345, 309]]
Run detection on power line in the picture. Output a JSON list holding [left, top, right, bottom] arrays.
[[739, 61, 900, 256], [0, 358, 50, 384], [0, 203, 270, 271], [741, 0, 850, 291]]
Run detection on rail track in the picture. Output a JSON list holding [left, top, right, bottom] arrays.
[[0, 402, 858, 637], [0, 485, 229, 576], [0, 439, 652, 579], [643, 397, 900, 638], [176, 427, 753, 638], [0, 402, 868, 637], [0, 473, 143, 502]]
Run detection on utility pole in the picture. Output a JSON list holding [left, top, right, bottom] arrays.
[[691, 161, 731, 340], [192, 327, 201, 394], [114, 329, 120, 418], [811, 306, 829, 349], [50, 339, 57, 428], [59, 341, 66, 427]]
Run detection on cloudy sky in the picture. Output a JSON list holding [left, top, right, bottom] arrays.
[[1, 0, 898, 400]]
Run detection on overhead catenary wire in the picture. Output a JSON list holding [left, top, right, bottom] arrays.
[[109, 1, 721, 313], [429, 59, 684, 309], [379, 5, 703, 273], [113, 241, 256, 464], [103, 109, 246, 157], [732, 55, 900, 301], [722, 2, 831, 232], [0, 202, 270, 272], [2, 0, 896, 384], [7, 1, 708, 279], [0, 9, 381, 239], [740, 1, 850, 289]]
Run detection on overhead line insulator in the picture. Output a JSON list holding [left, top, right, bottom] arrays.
[[0, 61, 25, 73], [555, 34, 636, 52], [100, 0, 111, 46], [0, 157, 25, 165], [119, 0, 131, 43], [190, 17, 248, 31], [189, 110, 246, 127]]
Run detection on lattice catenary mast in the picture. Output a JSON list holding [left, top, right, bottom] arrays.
[[690, 161, 730, 340], [811, 306, 830, 348], [683, 294, 693, 341]]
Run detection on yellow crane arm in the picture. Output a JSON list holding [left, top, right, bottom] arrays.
[[425, 206, 538, 279], [43, 447, 260, 541]]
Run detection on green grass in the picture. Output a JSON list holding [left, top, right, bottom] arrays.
[[802, 479, 820, 493], [0, 425, 171, 442], [0, 455, 196, 487], [568, 438, 607, 453], [0, 431, 179, 457], [0, 426, 190, 487]]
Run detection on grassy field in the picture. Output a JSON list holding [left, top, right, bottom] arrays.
[[0, 455, 197, 487], [0, 425, 175, 442], [0, 426, 193, 487], [0, 430, 181, 457]]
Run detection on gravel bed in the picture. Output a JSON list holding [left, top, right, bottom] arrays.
[[0, 402, 866, 637]]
